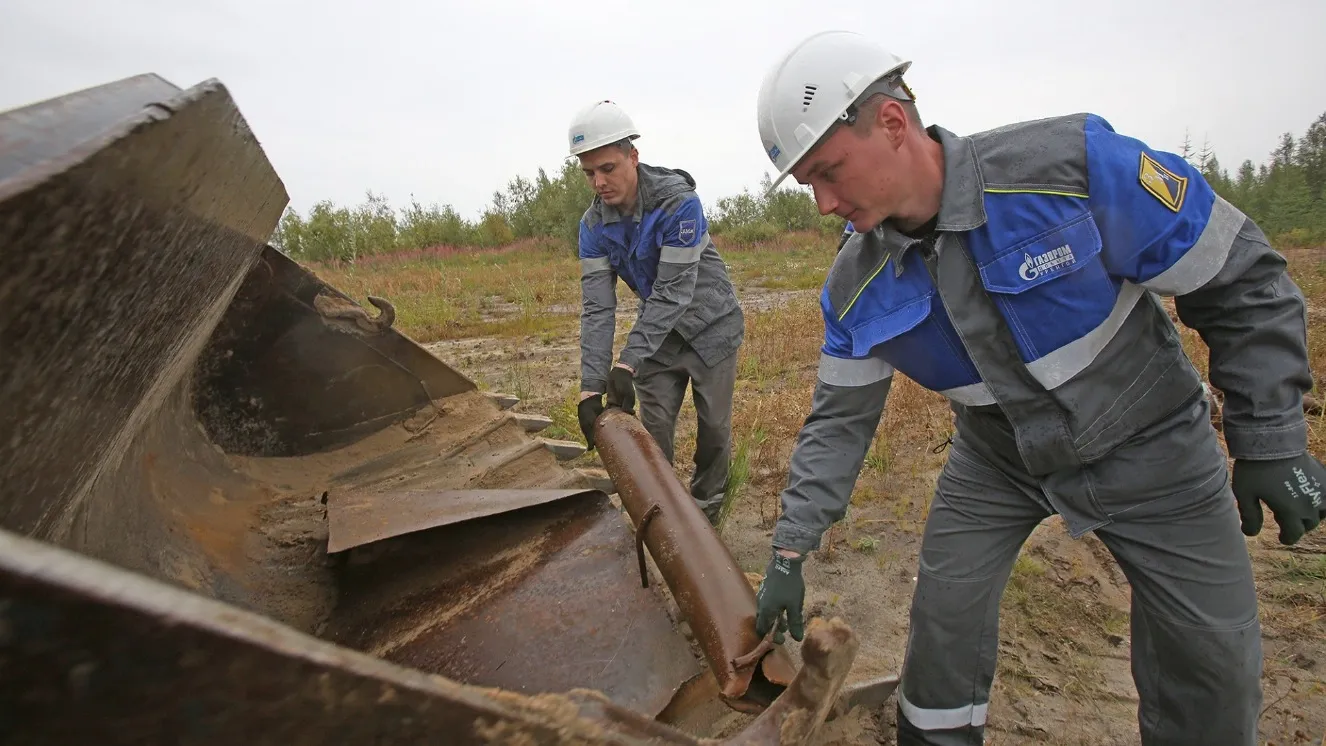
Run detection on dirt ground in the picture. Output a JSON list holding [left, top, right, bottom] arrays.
[[427, 280, 1326, 745]]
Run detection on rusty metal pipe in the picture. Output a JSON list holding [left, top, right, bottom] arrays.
[[593, 408, 799, 713], [719, 617, 860, 745]]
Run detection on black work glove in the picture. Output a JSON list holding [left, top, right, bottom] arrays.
[[754, 550, 806, 644], [606, 365, 636, 415], [1231, 453, 1326, 546], [577, 394, 605, 450]]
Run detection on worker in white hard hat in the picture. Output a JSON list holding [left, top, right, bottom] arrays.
[[750, 29, 1324, 746], [568, 100, 745, 526]]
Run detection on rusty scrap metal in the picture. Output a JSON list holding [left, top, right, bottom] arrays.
[[634, 503, 661, 587], [321, 489, 701, 718], [719, 617, 860, 745], [314, 291, 396, 333], [0, 73, 702, 724], [0, 527, 698, 746], [326, 487, 605, 553], [731, 627, 780, 672], [592, 407, 799, 712], [828, 675, 901, 722], [0, 74, 289, 538], [0, 526, 862, 746]]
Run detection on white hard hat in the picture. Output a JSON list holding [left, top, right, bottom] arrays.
[[756, 30, 912, 193], [568, 100, 641, 156]]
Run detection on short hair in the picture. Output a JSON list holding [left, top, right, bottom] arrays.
[[850, 77, 923, 135]]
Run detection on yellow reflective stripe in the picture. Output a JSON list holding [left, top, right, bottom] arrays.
[[837, 187, 1087, 322], [984, 187, 1089, 199], [838, 257, 890, 322]]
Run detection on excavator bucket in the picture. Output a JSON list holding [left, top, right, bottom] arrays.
[[0, 73, 882, 743]]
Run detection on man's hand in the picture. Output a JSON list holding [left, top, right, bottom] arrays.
[[755, 548, 806, 643], [1232, 452, 1326, 545], [607, 363, 636, 414], [577, 392, 605, 450]]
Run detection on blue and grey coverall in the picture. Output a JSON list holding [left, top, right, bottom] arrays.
[[774, 113, 1311, 744], [578, 163, 745, 520]]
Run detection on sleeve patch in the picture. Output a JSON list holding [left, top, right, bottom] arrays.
[[678, 218, 697, 244], [1138, 152, 1188, 212]]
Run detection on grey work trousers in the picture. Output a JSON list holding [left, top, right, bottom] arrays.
[[634, 333, 738, 522], [897, 392, 1263, 745]]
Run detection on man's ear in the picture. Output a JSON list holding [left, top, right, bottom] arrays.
[[877, 99, 908, 147]]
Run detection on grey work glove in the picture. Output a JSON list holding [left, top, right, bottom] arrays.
[[754, 550, 806, 643], [1232, 453, 1326, 545]]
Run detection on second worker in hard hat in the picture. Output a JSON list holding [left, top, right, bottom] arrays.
[[568, 100, 745, 527]]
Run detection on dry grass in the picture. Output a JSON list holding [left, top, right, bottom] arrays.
[[307, 238, 582, 341], [305, 231, 838, 344], [720, 232, 838, 291]]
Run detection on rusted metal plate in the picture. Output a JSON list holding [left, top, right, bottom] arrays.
[[0, 527, 706, 746], [194, 247, 477, 459], [829, 675, 900, 720], [0, 73, 180, 180], [0, 524, 859, 746], [0, 75, 287, 541], [321, 490, 701, 717], [593, 408, 798, 712], [0, 524, 860, 745], [327, 488, 599, 553]]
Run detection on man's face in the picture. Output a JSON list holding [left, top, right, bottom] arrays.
[[790, 102, 909, 232], [578, 144, 639, 208]]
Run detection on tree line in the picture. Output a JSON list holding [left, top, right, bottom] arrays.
[[271, 110, 1326, 264], [1186, 111, 1326, 248]]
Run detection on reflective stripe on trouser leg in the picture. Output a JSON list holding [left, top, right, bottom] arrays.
[[897, 437, 1050, 745]]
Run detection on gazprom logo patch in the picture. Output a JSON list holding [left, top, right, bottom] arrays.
[[767, 143, 781, 162], [1018, 243, 1076, 282], [572, 133, 585, 144]]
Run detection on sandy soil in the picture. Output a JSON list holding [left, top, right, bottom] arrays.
[[425, 283, 1326, 745]]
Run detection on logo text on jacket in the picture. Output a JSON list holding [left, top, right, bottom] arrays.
[[679, 219, 697, 244], [1018, 243, 1076, 282]]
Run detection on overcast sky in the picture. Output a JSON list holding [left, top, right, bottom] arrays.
[[2, 0, 1323, 221]]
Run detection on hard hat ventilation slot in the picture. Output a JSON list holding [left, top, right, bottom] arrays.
[[802, 84, 818, 112]]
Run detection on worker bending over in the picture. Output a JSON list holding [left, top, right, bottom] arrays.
[[751, 30, 1325, 746], [570, 100, 745, 526]]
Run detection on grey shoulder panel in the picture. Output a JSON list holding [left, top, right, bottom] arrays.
[[824, 229, 888, 320], [638, 163, 696, 211], [654, 187, 699, 218], [970, 112, 1090, 194], [581, 201, 605, 231]]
